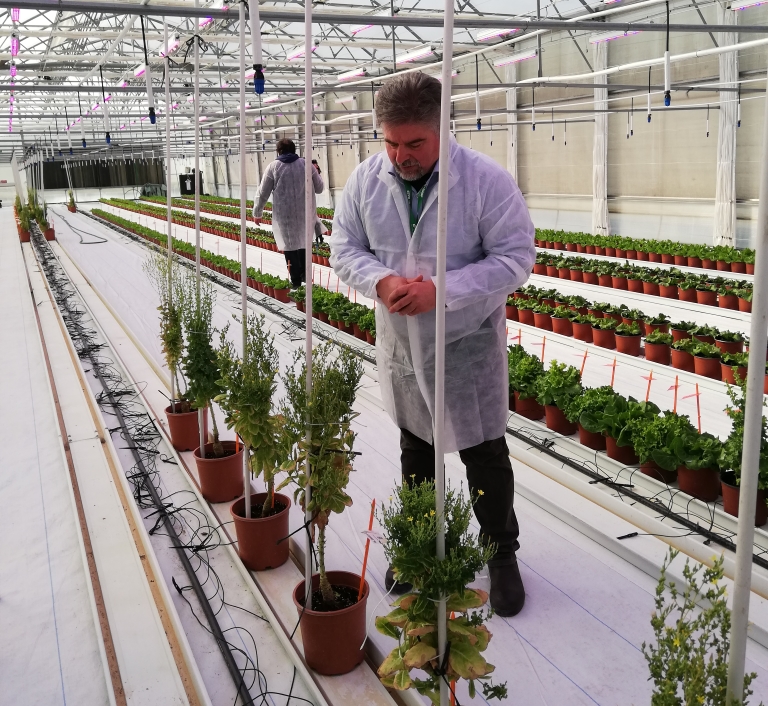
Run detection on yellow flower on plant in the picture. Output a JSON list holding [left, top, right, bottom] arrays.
[[478, 489, 485, 496], [430, 509, 436, 516], [407, 517, 413, 522]]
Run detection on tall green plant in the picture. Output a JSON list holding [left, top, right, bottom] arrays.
[[279, 343, 363, 605], [183, 279, 224, 456], [376, 481, 505, 704], [215, 315, 284, 516]]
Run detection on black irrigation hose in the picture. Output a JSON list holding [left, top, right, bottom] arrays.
[[505, 423, 768, 571], [28, 225, 294, 706]]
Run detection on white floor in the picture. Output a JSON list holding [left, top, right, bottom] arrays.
[[49, 203, 768, 705], [0, 217, 111, 706]]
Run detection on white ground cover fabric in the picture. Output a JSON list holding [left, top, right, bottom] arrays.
[[0, 216, 110, 706], [56, 204, 768, 705]]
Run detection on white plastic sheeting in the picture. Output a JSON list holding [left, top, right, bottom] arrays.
[[714, 4, 738, 247], [592, 40, 610, 237], [505, 62, 518, 182]]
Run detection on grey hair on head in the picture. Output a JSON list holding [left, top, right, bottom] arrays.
[[374, 72, 442, 132]]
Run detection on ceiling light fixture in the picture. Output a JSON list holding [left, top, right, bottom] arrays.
[[10, 33, 19, 56], [286, 44, 317, 61], [134, 63, 146, 78], [11, 8, 19, 22], [730, 0, 768, 8], [493, 48, 537, 67], [396, 45, 435, 63], [338, 67, 367, 81], [263, 94, 280, 103], [589, 29, 640, 43], [476, 27, 520, 41]]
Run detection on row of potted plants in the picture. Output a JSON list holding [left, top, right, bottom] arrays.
[[533, 253, 752, 311], [173, 192, 336, 221], [288, 286, 377, 344], [535, 229, 754, 270], [141, 194, 271, 224], [508, 346, 768, 523], [15, 190, 54, 242]]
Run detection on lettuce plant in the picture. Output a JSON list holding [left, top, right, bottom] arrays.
[[535, 361, 583, 409]]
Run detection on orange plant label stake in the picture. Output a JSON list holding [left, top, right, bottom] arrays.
[[605, 358, 618, 387], [683, 384, 702, 432], [642, 370, 654, 402], [541, 336, 547, 363], [669, 376, 680, 413], [580, 349, 589, 375], [358, 499, 376, 601]]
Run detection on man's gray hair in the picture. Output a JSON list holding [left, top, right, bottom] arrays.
[[375, 72, 442, 132]]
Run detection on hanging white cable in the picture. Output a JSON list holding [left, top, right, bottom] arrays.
[[647, 67, 652, 123], [249, 0, 264, 94], [370, 83, 377, 139], [140, 16, 157, 123], [475, 55, 481, 130], [436, 1, 455, 704], [303, 0, 314, 611], [663, 50, 671, 106], [163, 18, 175, 415], [239, 0, 251, 521], [193, 0, 204, 456], [725, 69, 768, 706]]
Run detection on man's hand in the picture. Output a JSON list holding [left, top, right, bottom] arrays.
[[253, 216, 261, 225], [387, 275, 436, 316], [376, 274, 409, 307]]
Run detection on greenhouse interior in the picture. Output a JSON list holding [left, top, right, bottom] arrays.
[[6, 0, 768, 704]]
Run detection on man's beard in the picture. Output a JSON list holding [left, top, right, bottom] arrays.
[[394, 159, 427, 181]]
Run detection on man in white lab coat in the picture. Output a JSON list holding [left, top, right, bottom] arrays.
[[329, 72, 536, 616]]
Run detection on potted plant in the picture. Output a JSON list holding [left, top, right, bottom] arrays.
[[615, 322, 642, 356], [691, 341, 722, 380], [718, 285, 739, 310], [695, 282, 718, 307], [592, 317, 618, 349], [516, 298, 536, 326], [535, 361, 582, 435], [505, 296, 519, 321], [184, 280, 231, 501], [670, 320, 696, 342], [658, 275, 679, 299], [67, 190, 76, 213], [532, 303, 554, 331], [644, 330, 672, 365], [565, 386, 616, 450], [643, 313, 671, 336], [18, 205, 31, 242], [674, 429, 723, 502], [630, 411, 696, 484], [671, 338, 697, 373], [720, 383, 768, 525], [736, 287, 753, 313], [377, 480, 507, 704], [677, 278, 698, 302], [508, 345, 545, 420], [721, 352, 749, 384], [281, 343, 366, 676], [551, 305, 575, 336], [714, 330, 744, 355]]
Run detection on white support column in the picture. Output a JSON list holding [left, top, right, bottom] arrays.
[[714, 3, 738, 246], [11, 154, 24, 201], [504, 63, 518, 182], [314, 95, 332, 208], [351, 95, 363, 168], [592, 40, 610, 236]]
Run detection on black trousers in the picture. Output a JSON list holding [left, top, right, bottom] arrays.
[[284, 248, 306, 288], [400, 428, 520, 566]]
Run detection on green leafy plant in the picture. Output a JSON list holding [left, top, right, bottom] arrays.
[[183, 279, 224, 456], [646, 331, 673, 345], [580, 394, 660, 447], [508, 346, 544, 400], [68, 190, 75, 209], [720, 383, 768, 489], [643, 549, 758, 706], [715, 330, 744, 343], [672, 338, 699, 353], [592, 317, 618, 331], [215, 315, 285, 516], [616, 322, 642, 336], [646, 313, 671, 326], [692, 342, 722, 360], [565, 385, 616, 424], [535, 361, 583, 409], [279, 343, 363, 606], [671, 321, 698, 333], [377, 480, 505, 704]]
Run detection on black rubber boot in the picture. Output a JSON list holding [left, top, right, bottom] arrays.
[[489, 559, 525, 617], [384, 566, 412, 595]]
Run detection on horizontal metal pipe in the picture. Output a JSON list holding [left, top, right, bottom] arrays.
[[1, 0, 767, 34]]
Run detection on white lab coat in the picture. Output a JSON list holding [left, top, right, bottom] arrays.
[[253, 156, 324, 251], [329, 138, 536, 452]]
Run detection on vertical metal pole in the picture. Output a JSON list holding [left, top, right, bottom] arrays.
[[390, 0, 396, 75], [239, 0, 251, 521], [164, 19, 175, 411], [435, 2, 454, 706], [537, 0, 542, 78], [303, 0, 314, 610], [726, 71, 768, 704], [194, 0, 204, 457]]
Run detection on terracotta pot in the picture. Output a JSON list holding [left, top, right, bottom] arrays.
[[318, 312, 329, 324], [605, 247, 616, 257], [583, 272, 599, 285], [678, 287, 698, 302], [649, 252, 662, 263], [231, 492, 291, 570], [721, 476, 767, 526], [578, 424, 606, 450], [721, 364, 748, 384], [719, 293, 738, 310], [715, 339, 744, 355], [695, 289, 717, 306], [658, 284, 678, 299], [518, 309, 535, 326], [644, 322, 670, 336], [352, 323, 365, 340], [702, 258, 716, 270], [640, 461, 677, 485], [365, 331, 376, 345], [274, 288, 291, 303], [661, 254, 675, 265], [716, 260, 731, 272], [194, 441, 245, 504], [577, 244, 587, 253], [533, 263, 547, 275], [615, 248, 627, 258], [731, 261, 747, 274], [645, 342, 671, 365], [44, 227, 55, 241], [747, 263, 756, 275], [593, 327, 616, 349], [544, 405, 577, 435], [533, 312, 553, 331], [573, 321, 593, 342], [611, 276, 628, 290], [552, 317, 573, 336], [593, 246, 604, 255], [674, 255, 687, 266], [296, 301, 305, 313], [569, 269, 584, 283], [165, 405, 208, 452], [293, 571, 369, 675], [546, 265, 559, 277], [586, 245, 596, 254], [627, 279, 644, 293], [566, 243, 578, 252], [553, 241, 565, 250], [677, 466, 720, 502], [616, 334, 641, 356], [514, 392, 544, 420], [636, 250, 649, 261], [625, 250, 637, 260], [671, 328, 692, 343], [693, 355, 721, 380], [641, 281, 660, 296], [505, 304, 519, 321], [687, 256, 703, 268], [598, 274, 613, 287], [19, 229, 30, 242], [671, 348, 695, 373], [558, 267, 571, 280], [606, 436, 639, 465], [738, 297, 752, 313], [693, 333, 715, 345]]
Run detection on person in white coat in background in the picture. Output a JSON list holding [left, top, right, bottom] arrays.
[[253, 138, 324, 288], [329, 72, 536, 617]]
